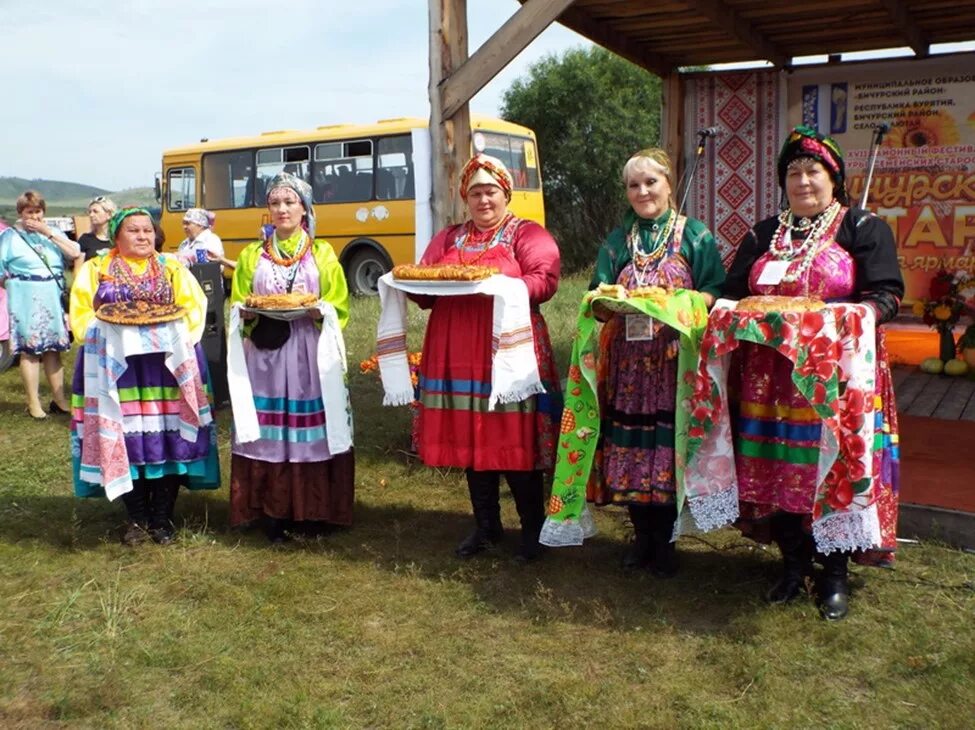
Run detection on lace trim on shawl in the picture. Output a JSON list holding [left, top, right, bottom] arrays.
[[813, 505, 882, 555], [538, 506, 598, 547], [686, 486, 740, 533]]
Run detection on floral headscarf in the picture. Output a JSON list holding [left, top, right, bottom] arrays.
[[777, 125, 848, 204], [266, 172, 316, 241], [183, 208, 215, 228], [460, 154, 514, 201], [109, 207, 153, 241]]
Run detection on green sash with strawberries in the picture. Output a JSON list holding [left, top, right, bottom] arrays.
[[545, 289, 708, 528]]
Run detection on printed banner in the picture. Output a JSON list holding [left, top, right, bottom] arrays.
[[788, 55, 975, 303]]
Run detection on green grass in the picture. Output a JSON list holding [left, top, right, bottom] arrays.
[[1, 274, 973, 728]]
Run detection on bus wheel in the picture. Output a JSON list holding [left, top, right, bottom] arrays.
[[347, 248, 389, 296]]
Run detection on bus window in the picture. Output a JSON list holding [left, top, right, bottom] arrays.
[[376, 135, 413, 200], [313, 139, 373, 203], [203, 150, 254, 209], [477, 132, 537, 190], [509, 137, 540, 189], [256, 146, 310, 203], [167, 167, 196, 211]]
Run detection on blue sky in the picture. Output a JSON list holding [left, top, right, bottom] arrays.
[[2, 0, 589, 191]]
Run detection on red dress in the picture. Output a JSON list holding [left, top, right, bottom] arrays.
[[414, 217, 561, 472]]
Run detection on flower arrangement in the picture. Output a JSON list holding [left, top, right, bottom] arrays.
[[912, 269, 971, 334], [912, 269, 975, 363], [359, 351, 422, 388]]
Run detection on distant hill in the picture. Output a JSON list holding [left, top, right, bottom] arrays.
[[0, 177, 109, 206], [0, 178, 157, 220]]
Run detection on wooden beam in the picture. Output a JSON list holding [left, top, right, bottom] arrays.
[[429, 0, 471, 231], [440, 0, 577, 120], [660, 73, 683, 183], [878, 0, 930, 57], [556, 5, 676, 77], [689, 0, 791, 68]]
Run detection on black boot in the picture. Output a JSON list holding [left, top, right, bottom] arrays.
[[148, 476, 180, 545], [621, 505, 653, 570], [120, 479, 150, 546], [506, 470, 546, 562], [766, 512, 813, 604], [649, 504, 679, 578], [266, 517, 292, 544], [456, 470, 503, 558], [817, 551, 850, 621]]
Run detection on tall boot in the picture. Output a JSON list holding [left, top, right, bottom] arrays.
[[148, 476, 180, 545], [621, 504, 653, 570], [456, 470, 503, 558], [649, 503, 679, 578], [817, 551, 850, 621], [506, 470, 546, 562], [120, 479, 150, 546], [766, 511, 813, 604]]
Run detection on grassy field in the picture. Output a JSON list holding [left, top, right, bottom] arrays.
[[1, 274, 973, 728]]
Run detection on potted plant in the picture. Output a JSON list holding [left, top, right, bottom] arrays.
[[912, 269, 969, 363]]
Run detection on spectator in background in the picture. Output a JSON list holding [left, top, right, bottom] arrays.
[[0, 190, 80, 419], [77, 196, 117, 263], [176, 208, 224, 268]]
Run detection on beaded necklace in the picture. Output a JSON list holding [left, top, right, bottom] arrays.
[[627, 210, 676, 287], [262, 231, 311, 293], [264, 230, 311, 267], [107, 250, 173, 303], [456, 213, 512, 265], [768, 200, 842, 285]]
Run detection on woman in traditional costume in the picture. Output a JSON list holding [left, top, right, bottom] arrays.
[[588, 149, 725, 577], [69, 208, 220, 545], [0, 190, 80, 419], [229, 173, 353, 543], [722, 126, 903, 619], [411, 154, 561, 561]]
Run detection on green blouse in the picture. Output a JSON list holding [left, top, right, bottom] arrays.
[[590, 211, 725, 297]]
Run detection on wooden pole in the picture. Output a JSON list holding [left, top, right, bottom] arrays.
[[429, 0, 471, 232]]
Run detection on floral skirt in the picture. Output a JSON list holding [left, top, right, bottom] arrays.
[[588, 317, 681, 506]]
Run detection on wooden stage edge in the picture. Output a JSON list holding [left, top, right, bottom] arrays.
[[897, 413, 975, 550]]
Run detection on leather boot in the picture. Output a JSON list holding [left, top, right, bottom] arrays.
[[766, 512, 813, 604], [149, 476, 180, 545], [456, 470, 503, 558], [621, 505, 653, 570], [266, 517, 292, 544], [506, 470, 546, 562], [120, 479, 150, 546], [817, 551, 850, 621], [649, 503, 679, 578]]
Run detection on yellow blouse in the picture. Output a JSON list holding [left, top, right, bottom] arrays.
[[69, 252, 208, 343]]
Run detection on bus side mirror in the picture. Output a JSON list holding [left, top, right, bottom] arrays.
[[154, 173, 162, 203]]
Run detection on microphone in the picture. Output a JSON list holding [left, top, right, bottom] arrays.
[[697, 127, 719, 137], [875, 121, 890, 133]]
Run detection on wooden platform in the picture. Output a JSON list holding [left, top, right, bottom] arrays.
[[892, 366, 975, 549]]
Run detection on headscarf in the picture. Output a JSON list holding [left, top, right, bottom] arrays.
[[266, 172, 315, 241], [183, 208, 215, 228], [109, 207, 153, 241], [777, 125, 847, 203], [460, 154, 513, 202]]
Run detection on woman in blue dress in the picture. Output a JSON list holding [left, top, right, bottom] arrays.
[[0, 190, 81, 419]]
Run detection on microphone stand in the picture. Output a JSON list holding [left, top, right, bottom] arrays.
[[677, 132, 712, 219], [859, 124, 888, 209]]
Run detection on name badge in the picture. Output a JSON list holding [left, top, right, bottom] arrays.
[[756, 260, 790, 286], [625, 314, 655, 341]]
